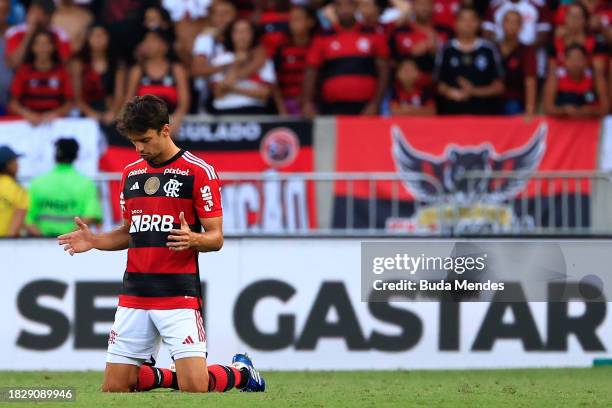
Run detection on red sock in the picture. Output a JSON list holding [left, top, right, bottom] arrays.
[[207, 365, 244, 392], [137, 365, 177, 391]]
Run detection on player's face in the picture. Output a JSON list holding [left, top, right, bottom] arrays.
[[127, 126, 169, 163]]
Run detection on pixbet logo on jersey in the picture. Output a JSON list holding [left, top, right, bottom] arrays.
[[129, 213, 175, 233], [128, 168, 147, 178], [163, 168, 190, 176]]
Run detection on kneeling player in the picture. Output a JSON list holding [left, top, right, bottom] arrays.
[[58, 95, 265, 393]]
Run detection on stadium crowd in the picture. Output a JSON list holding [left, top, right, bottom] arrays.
[[0, 0, 609, 122], [1, 0, 612, 237]]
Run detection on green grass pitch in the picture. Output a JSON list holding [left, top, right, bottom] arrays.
[[1, 368, 611, 407]]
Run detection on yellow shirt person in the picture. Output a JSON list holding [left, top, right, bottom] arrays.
[[0, 146, 27, 237]]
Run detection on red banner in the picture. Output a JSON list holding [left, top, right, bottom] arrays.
[[100, 119, 316, 232], [334, 117, 600, 233]]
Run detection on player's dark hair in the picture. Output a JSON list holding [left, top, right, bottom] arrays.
[[116, 95, 169, 137]]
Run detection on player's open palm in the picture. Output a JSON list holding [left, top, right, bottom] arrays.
[[57, 217, 95, 255]]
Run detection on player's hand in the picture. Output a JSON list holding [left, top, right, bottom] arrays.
[[57, 217, 95, 256], [167, 212, 195, 251]]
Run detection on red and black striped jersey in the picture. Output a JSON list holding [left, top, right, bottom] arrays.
[[307, 24, 389, 103], [10, 64, 73, 113], [136, 65, 179, 113], [118, 150, 222, 310], [554, 67, 599, 108], [274, 38, 310, 99]]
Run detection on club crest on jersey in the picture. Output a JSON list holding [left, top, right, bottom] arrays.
[[144, 176, 161, 195], [164, 179, 183, 197]]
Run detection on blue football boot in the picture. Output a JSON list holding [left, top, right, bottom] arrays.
[[231, 353, 266, 392]]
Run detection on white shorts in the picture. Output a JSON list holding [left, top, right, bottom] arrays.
[[106, 306, 207, 366]]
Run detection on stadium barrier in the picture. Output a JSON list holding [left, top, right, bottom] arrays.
[[2, 238, 611, 371], [93, 170, 612, 236]]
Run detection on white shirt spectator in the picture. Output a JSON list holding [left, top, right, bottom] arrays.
[[210, 52, 276, 111], [483, 0, 552, 45], [192, 31, 225, 60], [162, 0, 211, 21]]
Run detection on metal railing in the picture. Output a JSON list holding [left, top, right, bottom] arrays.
[[94, 170, 612, 236]]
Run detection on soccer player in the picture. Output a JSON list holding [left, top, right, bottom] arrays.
[[57, 94, 265, 393]]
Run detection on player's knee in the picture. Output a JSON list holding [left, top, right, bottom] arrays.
[[102, 376, 137, 392]]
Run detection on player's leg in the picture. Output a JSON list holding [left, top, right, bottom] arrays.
[[102, 362, 140, 392], [103, 306, 160, 392], [140, 308, 258, 392]]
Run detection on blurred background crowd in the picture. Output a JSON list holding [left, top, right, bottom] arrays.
[[0, 0, 609, 125], [0, 0, 611, 237]]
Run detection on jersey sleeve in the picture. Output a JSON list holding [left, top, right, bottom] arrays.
[[374, 32, 389, 59], [193, 166, 222, 219]]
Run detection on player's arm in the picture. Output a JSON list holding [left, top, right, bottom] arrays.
[[167, 212, 223, 253], [58, 217, 130, 255]]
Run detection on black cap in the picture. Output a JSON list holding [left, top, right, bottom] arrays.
[[0, 145, 22, 168], [55, 138, 79, 164]]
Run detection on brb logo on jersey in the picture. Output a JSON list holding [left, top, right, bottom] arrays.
[[129, 213, 175, 233]]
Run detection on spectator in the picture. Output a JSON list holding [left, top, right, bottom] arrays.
[[548, 2, 608, 80], [357, 0, 388, 32], [0, 0, 12, 115], [0, 146, 27, 237], [482, 0, 552, 47], [210, 18, 277, 114], [390, 58, 436, 115], [161, 0, 210, 65], [432, 0, 461, 32], [8, 28, 73, 125], [274, 5, 317, 115], [51, 0, 92, 56], [136, 4, 175, 63], [93, 0, 151, 65], [498, 10, 536, 115], [303, 0, 389, 116], [257, 0, 291, 56], [434, 7, 505, 115], [389, 0, 453, 81], [72, 24, 126, 125], [543, 44, 609, 117], [191, 0, 268, 113], [125, 29, 190, 135], [26, 138, 102, 237], [192, 0, 237, 111], [4, 0, 70, 69]]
